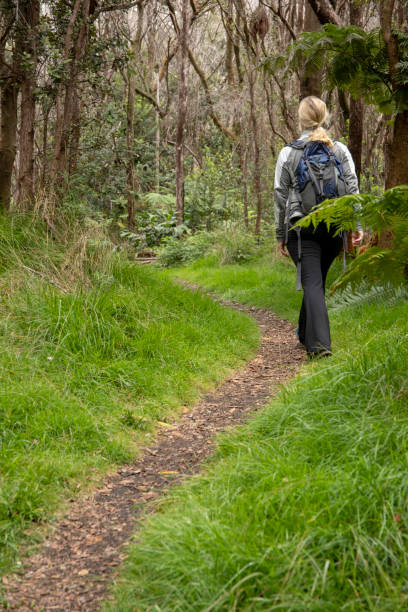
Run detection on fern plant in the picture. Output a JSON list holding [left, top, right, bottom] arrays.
[[327, 283, 408, 312], [294, 186, 408, 290], [266, 24, 408, 113]]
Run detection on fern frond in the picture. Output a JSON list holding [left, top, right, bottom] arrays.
[[327, 283, 408, 312]]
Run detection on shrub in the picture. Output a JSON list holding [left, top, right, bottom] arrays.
[[157, 224, 260, 268], [157, 232, 215, 267], [211, 222, 258, 264]]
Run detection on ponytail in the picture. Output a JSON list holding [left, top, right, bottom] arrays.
[[308, 126, 334, 149]]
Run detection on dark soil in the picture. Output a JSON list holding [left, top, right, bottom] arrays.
[[3, 289, 305, 611]]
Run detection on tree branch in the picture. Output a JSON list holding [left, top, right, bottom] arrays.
[[158, 40, 178, 82], [92, 0, 145, 20], [187, 46, 236, 140], [0, 14, 15, 46], [164, 0, 180, 35], [165, 0, 236, 140], [261, 0, 296, 41], [134, 85, 165, 117], [166, 139, 203, 167], [307, 0, 343, 26]]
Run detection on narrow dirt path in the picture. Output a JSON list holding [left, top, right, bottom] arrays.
[[4, 291, 305, 611]]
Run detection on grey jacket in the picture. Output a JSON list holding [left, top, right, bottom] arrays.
[[273, 131, 360, 243]]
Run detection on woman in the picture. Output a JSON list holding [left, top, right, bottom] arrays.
[[274, 96, 363, 358]]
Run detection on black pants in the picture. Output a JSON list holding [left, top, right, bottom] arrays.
[[286, 222, 343, 355]]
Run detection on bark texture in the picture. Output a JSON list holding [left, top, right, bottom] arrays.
[[16, 0, 40, 209], [385, 111, 408, 188], [175, 0, 189, 226], [51, 0, 92, 185], [348, 1, 365, 186], [380, 0, 399, 89], [248, 65, 263, 236], [300, 1, 322, 99], [307, 0, 343, 26], [348, 98, 364, 185], [126, 4, 144, 230], [0, 78, 18, 210], [379, 0, 407, 189]]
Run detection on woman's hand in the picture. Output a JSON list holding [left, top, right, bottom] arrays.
[[278, 241, 289, 257], [351, 230, 364, 247]]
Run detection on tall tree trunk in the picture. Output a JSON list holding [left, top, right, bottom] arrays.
[[233, 8, 243, 86], [51, 0, 82, 183], [41, 104, 51, 188], [126, 58, 137, 229], [348, 98, 364, 185], [51, 0, 91, 185], [248, 57, 263, 236], [155, 70, 161, 189], [126, 69, 136, 230], [239, 139, 249, 230], [385, 110, 408, 188], [0, 4, 27, 211], [300, 0, 322, 98], [387, 1, 408, 186], [68, 93, 82, 176], [126, 4, 144, 230], [0, 78, 18, 210], [379, 0, 407, 188], [348, 1, 365, 186], [225, 0, 235, 87], [175, 0, 189, 227], [16, 0, 40, 209]]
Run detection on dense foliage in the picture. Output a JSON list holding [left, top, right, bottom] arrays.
[[271, 24, 408, 113]]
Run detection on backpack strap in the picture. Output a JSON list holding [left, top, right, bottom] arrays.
[[331, 142, 345, 181], [330, 151, 339, 193], [287, 139, 307, 150], [295, 226, 302, 291], [286, 140, 307, 185]]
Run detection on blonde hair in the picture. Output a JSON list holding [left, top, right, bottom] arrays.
[[298, 96, 334, 148]]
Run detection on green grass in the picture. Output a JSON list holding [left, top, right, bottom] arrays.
[[166, 254, 306, 322], [105, 259, 408, 611], [0, 216, 259, 577]]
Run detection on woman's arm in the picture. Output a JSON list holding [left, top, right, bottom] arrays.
[[335, 142, 359, 195], [274, 147, 292, 246]]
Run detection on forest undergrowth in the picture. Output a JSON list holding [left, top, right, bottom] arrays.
[[0, 214, 259, 579], [105, 256, 408, 611]]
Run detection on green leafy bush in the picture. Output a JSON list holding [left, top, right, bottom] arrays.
[[157, 223, 260, 268], [211, 222, 258, 264], [157, 232, 215, 267], [184, 149, 243, 230]]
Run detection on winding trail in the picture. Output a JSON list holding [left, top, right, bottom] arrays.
[[4, 290, 305, 611]]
